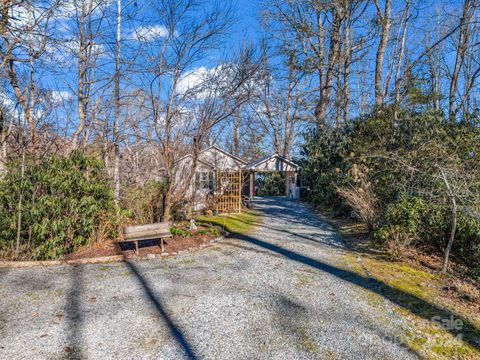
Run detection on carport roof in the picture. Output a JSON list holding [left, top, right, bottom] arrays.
[[243, 154, 300, 171]]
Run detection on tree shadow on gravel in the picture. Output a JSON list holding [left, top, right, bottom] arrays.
[[230, 232, 480, 352], [228, 215, 347, 251], [64, 265, 84, 360], [125, 261, 198, 360], [271, 293, 420, 358]]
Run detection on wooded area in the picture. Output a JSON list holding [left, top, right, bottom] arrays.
[[0, 0, 479, 278]]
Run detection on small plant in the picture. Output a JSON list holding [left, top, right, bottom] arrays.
[[169, 226, 192, 237], [336, 181, 380, 231], [208, 227, 221, 236], [121, 181, 166, 223]]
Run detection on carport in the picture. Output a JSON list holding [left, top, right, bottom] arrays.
[[243, 154, 301, 200]]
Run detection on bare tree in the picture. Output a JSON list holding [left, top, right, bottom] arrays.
[[0, 0, 58, 154], [135, 0, 259, 220], [69, 0, 106, 150], [449, 0, 478, 119], [253, 44, 308, 157]]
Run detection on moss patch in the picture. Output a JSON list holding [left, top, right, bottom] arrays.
[[343, 253, 480, 359], [297, 327, 318, 353], [293, 270, 315, 288]]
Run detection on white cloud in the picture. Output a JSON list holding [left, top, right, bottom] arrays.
[[51, 90, 72, 104], [176, 64, 240, 100], [176, 67, 210, 95], [130, 25, 169, 42], [0, 92, 16, 110]]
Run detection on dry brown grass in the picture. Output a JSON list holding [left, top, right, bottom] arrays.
[[336, 183, 381, 231]]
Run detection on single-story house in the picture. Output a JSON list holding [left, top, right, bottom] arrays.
[[173, 146, 300, 213]]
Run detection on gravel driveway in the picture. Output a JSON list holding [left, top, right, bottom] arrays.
[[0, 197, 417, 359]]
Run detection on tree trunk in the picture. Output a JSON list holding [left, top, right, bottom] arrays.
[[374, 0, 391, 107], [443, 198, 457, 273], [342, 5, 351, 126], [394, 0, 410, 106], [113, 0, 121, 203], [448, 0, 477, 120], [438, 165, 458, 274], [313, 9, 326, 130], [15, 148, 26, 259], [72, 0, 88, 150], [315, 8, 341, 130], [162, 185, 173, 222], [233, 106, 241, 157]]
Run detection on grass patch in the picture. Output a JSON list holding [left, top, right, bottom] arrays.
[[196, 209, 261, 236], [297, 327, 318, 353], [178, 258, 195, 265], [294, 270, 314, 288]]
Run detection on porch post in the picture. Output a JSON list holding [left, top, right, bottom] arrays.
[[285, 171, 290, 198], [293, 171, 298, 199], [249, 172, 254, 200]]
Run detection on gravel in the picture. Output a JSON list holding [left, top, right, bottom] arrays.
[[0, 197, 417, 359]]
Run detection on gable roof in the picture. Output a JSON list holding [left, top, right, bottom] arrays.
[[173, 147, 300, 172], [174, 145, 247, 165], [243, 153, 300, 171], [203, 145, 247, 164]]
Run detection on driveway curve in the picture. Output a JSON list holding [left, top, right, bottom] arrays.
[[0, 197, 417, 359]]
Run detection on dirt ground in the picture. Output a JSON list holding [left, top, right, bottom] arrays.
[[63, 230, 217, 260]]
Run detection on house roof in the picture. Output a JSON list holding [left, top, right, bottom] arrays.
[[173, 146, 300, 172], [174, 145, 247, 165], [203, 145, 248, 164], [243, 153, 300, 171]]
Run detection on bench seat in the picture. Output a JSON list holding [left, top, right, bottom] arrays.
[[120, 222, 172, 255]]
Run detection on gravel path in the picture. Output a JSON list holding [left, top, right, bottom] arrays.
[[0, 197, 417, 359]]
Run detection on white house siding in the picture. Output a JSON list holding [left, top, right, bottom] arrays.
[[173, 147, 245, 213]]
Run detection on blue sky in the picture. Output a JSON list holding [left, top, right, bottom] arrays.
[[4, 0, 472, 146], [230, 0, 262, 45]]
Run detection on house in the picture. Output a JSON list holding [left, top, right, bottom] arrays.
[[173, 146, 300, 213]]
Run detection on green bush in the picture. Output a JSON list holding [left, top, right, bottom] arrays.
[[197, 226, 221, 236], [375, 196, 427, 243], [0, 151, 115, 260], [208, 226, 221, 236], [301, 128, 350, 208], [256, 172, 285, 196], [301, 107, 480, 276]]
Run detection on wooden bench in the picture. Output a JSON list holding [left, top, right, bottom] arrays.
[[121, 222, 172, 255]]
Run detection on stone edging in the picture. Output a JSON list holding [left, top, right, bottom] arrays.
[[0, 236, 225, 268]]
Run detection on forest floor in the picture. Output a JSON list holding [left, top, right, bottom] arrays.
[[315, 207, 480, 359]]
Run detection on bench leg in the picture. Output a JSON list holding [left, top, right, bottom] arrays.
[[160, 238, 164, 252], [135, 240, 139, 255]]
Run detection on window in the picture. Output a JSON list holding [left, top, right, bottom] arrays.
[[195, 171, 214, 190]]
